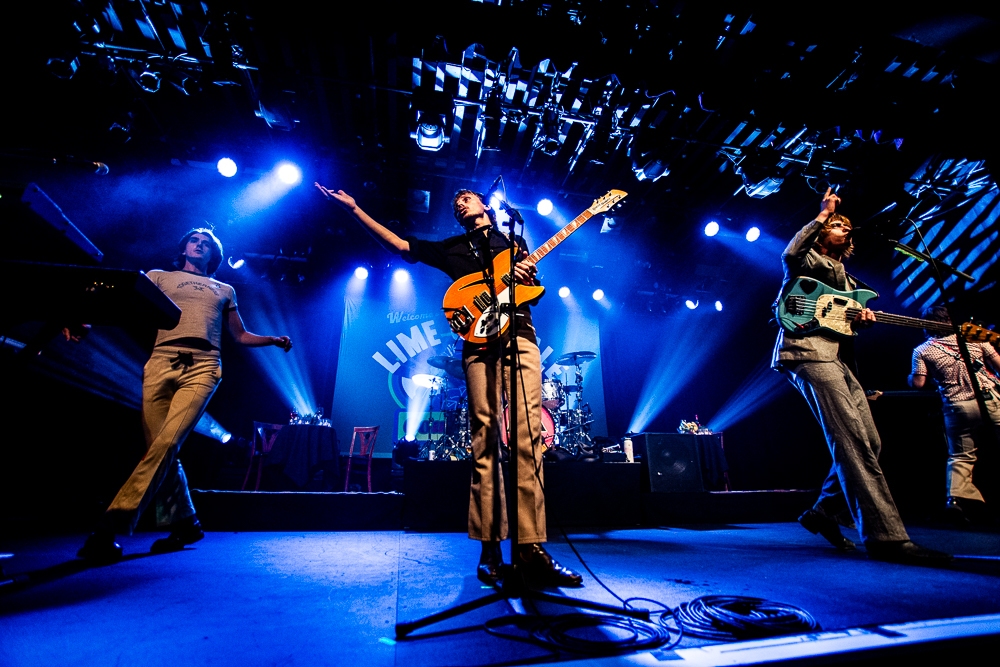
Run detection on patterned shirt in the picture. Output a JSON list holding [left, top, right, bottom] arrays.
[[911, 335, 1000, 403]]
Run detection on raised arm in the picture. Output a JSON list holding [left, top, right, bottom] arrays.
[[315, 183, 410, 255], [782, 187, 839, 271], [227, 309, 292, 351]]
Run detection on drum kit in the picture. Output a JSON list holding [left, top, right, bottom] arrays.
[[422, 350, 598, 461]]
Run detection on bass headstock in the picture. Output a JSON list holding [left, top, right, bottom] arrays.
[[588, 189, 628, 215]]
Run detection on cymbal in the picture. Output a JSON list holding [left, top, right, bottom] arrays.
[[555, 351, 596, 366], [427, 355, 465, 380]]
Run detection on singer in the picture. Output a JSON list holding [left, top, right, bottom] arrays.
[[316, 182, 582, 587]]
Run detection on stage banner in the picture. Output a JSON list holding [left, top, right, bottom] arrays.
[[331, 261, 606, 457]]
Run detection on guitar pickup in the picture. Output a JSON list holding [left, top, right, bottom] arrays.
[[447, 305, 474, 335]]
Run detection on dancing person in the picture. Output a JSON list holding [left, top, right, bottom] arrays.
[[78, 229, 292, 562]]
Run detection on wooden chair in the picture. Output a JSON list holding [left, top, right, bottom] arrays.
[[343, 426, 379, 492], [242, 422, 284, 491]]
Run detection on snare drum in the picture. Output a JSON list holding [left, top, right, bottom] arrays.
[[541, 379, 563, 410]]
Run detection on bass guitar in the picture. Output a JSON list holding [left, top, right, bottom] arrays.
[[777, 277, 996, 344], [443, 189, 627, 343]]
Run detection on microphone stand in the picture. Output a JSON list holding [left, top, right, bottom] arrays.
[[894, 214, 998, 450], [396, 194, 648, 640]]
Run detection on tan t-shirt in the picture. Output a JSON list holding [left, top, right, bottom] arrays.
[[148, 269, 237, 349]]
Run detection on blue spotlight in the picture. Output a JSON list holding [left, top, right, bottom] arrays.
[[745, 226, 761, 242], [489, 194, 503, 210], [354, 266, 369, 280], [685, 299, 699, 310], [227, 257, 245, 270], [393, 268, 410, 283], [276, 162, 302, 185], [592, 288, 605, 301], [537, 199, 554, 216], [704, 221, 720, 237], [558, 286, 570, 298], [715, 300, 723, 311], [217, 157, 238, 178]]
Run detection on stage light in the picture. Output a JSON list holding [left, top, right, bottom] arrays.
[[558, 286, 570, 298], [217, 158, 238, 177], [685, 299, 699, 310], [537, 199, 553, 216], [746, 227, 761, 242], [227, 257, 245, 270], [134, 67, 161, 93], [414, 113, 446, 152], [705, 221, 720, 237], [276, 162, 302, 185], [715, 300, 723, 311], [46, 56, 80, 80], [354, 266, 369, 280], [592, 289, 605, 301], [489, 194, 503, 210], [393, 268, 410, 283]]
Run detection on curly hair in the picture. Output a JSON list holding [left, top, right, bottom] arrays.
[[817, 213, 854, 259], [175, 228, 224, 276]]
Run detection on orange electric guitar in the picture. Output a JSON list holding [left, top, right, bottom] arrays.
[[443, 189, 627, 343]]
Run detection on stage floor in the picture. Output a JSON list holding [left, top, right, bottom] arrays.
[[1, 523, 998, 666]]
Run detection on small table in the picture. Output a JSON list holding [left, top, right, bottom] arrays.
[[264, 425, 339, 489]]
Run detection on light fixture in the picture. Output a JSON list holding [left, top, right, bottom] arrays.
[[537, 199, 553, 216], [354, 266, 369, 280], [685, 299, 699, 310], [393, 269, 410, 283], [536, 106, 563, 156], [227, 257, 245, 270], [734, 149, 784, 198], [136, 67, 161, 93], [276, 162, 302, 185], [46, 56, 80, 80], [413, 113, 446, 152], [704, 221, 720, 237], [558, 286, 570, 298], [481, 86, 503, 151], [715, 300, 723, 311], [217, 158, 238, 177], [632, 151, 670, 182], [745, 227, 761, 242], [592, 289, 605, 301]]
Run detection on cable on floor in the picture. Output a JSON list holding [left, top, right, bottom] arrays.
[[674, 595, 821, 641]]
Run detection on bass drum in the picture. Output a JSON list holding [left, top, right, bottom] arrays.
[[501, 405, 557, 449], [540, 379, 563, 410]]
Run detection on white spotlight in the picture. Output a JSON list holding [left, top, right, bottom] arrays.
[[489, 194, 503, 210], [715, 300, 723, 311], [592, 289, 604, 301], [685, 299, 699, 310], [276, 162, 302, 185], [354, 267, 369, 280], [746, 226, 761, 242], [536, 199, 553, 216], [217, 157, 238, 177], [558, 286, 570, 298], [393, 268, 410, 283], [704, 221, 720, 237], [227, 257, 245, 270]]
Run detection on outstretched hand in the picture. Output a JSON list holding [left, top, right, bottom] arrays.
[[315, 183, 357, 212], [819, 186, 840, 221]]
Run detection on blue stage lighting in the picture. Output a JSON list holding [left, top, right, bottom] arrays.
[[685, 299, 699, 310], [746, 226, 761, 242], [705, 221, 720, 237], [227, 257, 245, 270], [217, 157, 238, 177], [592, 289, 605, 301], [354, 266, 369, 280], [393, 268, 410, 283], [489, 194, 503, 210], [715, 300, 723, 311], [537, 199, 553, 216], [558, 286, 570, 298], [276, 162, 302, 185]]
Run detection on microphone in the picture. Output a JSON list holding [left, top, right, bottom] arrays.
[[485, 175, 502, 200], [52, 156, 110, 175]]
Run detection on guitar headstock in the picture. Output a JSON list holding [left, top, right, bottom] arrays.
[[588, 189, 628, 215], [961, 322, 999, 345]]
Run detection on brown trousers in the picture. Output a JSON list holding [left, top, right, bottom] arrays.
[[464, 333, 546, 543]]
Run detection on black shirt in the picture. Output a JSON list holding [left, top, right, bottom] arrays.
[[403, 227, 537, 344]]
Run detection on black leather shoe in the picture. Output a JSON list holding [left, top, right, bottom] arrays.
[[477, 541, 503, 585], [151, 517, 205, 554], [944, 496, 972, 527], [77, 531, 123, 564], [798, 509, 856, 551], [866, 540, 952, 566], [516, 543, 583, 588]]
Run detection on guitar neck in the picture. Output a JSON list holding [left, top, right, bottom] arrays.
[[525, 210, 595, 265], [845, 308, 952, 334]]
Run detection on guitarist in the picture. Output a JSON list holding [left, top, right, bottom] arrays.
[[909, 305, 1000, 525], [772, 188, 950, 565], [315, 183, 582, 588]]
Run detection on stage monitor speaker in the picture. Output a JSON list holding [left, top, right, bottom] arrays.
[[634, 433, 705, 493]]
